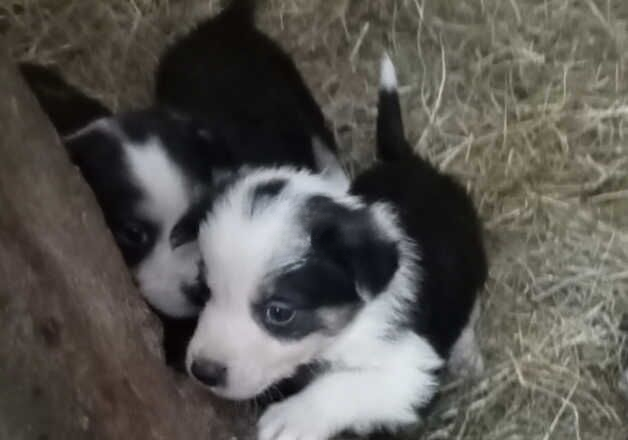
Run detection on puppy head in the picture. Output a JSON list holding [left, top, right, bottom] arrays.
[[65, 110, 227, 317], [186, 168, 399, 399]]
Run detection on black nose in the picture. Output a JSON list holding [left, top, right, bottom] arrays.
[[182, 281, 211, 307], [190, 359, 227, 387]]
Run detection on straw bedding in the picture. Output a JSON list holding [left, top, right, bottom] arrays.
[[2, 0, 627, 438]]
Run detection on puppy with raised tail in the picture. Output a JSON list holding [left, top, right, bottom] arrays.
[[187, 55, 487, 439]]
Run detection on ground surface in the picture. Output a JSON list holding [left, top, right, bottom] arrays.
[[2, 0, 627, 438]]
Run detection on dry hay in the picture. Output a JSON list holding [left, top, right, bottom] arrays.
[[2, 0, 627, 438]]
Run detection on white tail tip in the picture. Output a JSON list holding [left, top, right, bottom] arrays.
[[380, 53, 397, 91]]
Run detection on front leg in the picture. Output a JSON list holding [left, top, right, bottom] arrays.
[[258, 337, 442, 440]]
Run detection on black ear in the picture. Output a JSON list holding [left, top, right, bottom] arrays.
[[19, 62, 111, 136], [170, 193, 215, 250], [170, 167, 242, 250], [308, 196, 399, 296]]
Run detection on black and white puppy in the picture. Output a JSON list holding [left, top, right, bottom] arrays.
[[19, 0, 344, 321], [186, 56, 487, 439]]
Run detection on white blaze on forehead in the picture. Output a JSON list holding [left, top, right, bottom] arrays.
[[198, 167, 354, 302], [190, 167, 357, 397], [123, 136, 201, 318], [200, 188, 299, 303], [124, 137, 191, 226]]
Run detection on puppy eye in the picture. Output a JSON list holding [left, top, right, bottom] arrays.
[[265, 302, 296, 326], [115, 221, 150, 249]]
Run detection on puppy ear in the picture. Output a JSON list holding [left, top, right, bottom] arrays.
[[308, 197, 399, 297], [311, 136, 350, 191], [19, 62, 111, 137], [63, 126, 119, 179], [170, 193, 215, 250]]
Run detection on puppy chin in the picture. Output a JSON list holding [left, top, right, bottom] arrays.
[[140, 283, 201, 318], [210, 384, 267, 401]]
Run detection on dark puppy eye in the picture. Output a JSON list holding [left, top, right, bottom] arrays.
[[115, 221, 149, 249], [265, 302, 296, 326]]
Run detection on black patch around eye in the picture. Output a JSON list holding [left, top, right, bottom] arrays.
[[170, 193, 214, 249], [110, 218, 158, 267], [253, 256, 361, 341], [249, 178, 287, 215], [275, 257, 360, 308], [254, 306, 321, 341]]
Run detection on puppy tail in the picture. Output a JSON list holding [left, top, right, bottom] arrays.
[[219, 0, 257, 24], [376, 53, 412, 162]]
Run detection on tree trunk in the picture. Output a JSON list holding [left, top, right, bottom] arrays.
[[0, 51, 254, 440]]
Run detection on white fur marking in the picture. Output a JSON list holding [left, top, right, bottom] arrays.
[[448, 300, 484, 379], [380, 53, 398, 92], [125, 138, 191, 222], [188, 166, 445, 438], [259, 332, 441, 440], [125, 138, 200, 317]]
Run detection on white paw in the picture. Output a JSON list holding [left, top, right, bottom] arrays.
[[448, 344, 485, 379], [257, 397, 331, 440], [448, 327, 484, 379]]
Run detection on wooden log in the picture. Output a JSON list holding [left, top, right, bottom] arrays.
[[0, 52, 253, 440]]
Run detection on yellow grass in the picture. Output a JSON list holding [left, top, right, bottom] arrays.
[[2, 0, 627, 438]]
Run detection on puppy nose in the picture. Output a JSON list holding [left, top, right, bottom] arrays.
[[182, 281, 211, 307], [190, 359, 227, 387]]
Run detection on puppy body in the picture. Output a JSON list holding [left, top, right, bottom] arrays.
[[19, 0, 344, 322], [62, 111, 219, 317], [188, 57, 487, 439], [156, 0, 339, 171]]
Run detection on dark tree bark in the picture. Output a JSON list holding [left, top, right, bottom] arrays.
[[0, 52, 254, 439]]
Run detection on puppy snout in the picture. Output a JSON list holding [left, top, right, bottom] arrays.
[[182, 281, 211, 307], [190, 359, 227, 388]]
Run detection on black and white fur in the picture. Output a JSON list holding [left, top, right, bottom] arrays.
[[19, 0, 344, 321], [187, 56, 487, 439]]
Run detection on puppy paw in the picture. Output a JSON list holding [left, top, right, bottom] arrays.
[[258, 397, 331, 440], [448, 328, 484, 379]]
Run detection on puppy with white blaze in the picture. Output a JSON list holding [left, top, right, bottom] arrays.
[[20, 0, 344, 367], [187, 55, 488, 440]]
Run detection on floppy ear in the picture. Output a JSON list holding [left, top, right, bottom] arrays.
[[170, 193, 215, 250], [19, 62, 111, 137], [308, 197, 399, 297], [311, 136, 350, 191]]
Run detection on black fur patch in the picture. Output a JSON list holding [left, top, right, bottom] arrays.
[[19, 62, 111, 136], [304, 195, 399, 296], [352, 159, 487, 358], [151, 308, 198, 373], [65, 128, 159, 267], [155, 0, 338, 171], [257, 361, 329, 406], [250, 178, 287, 215], [359, 72, 489, 359], [170, 193, 214, 250], [253, 254, 361, 340]]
